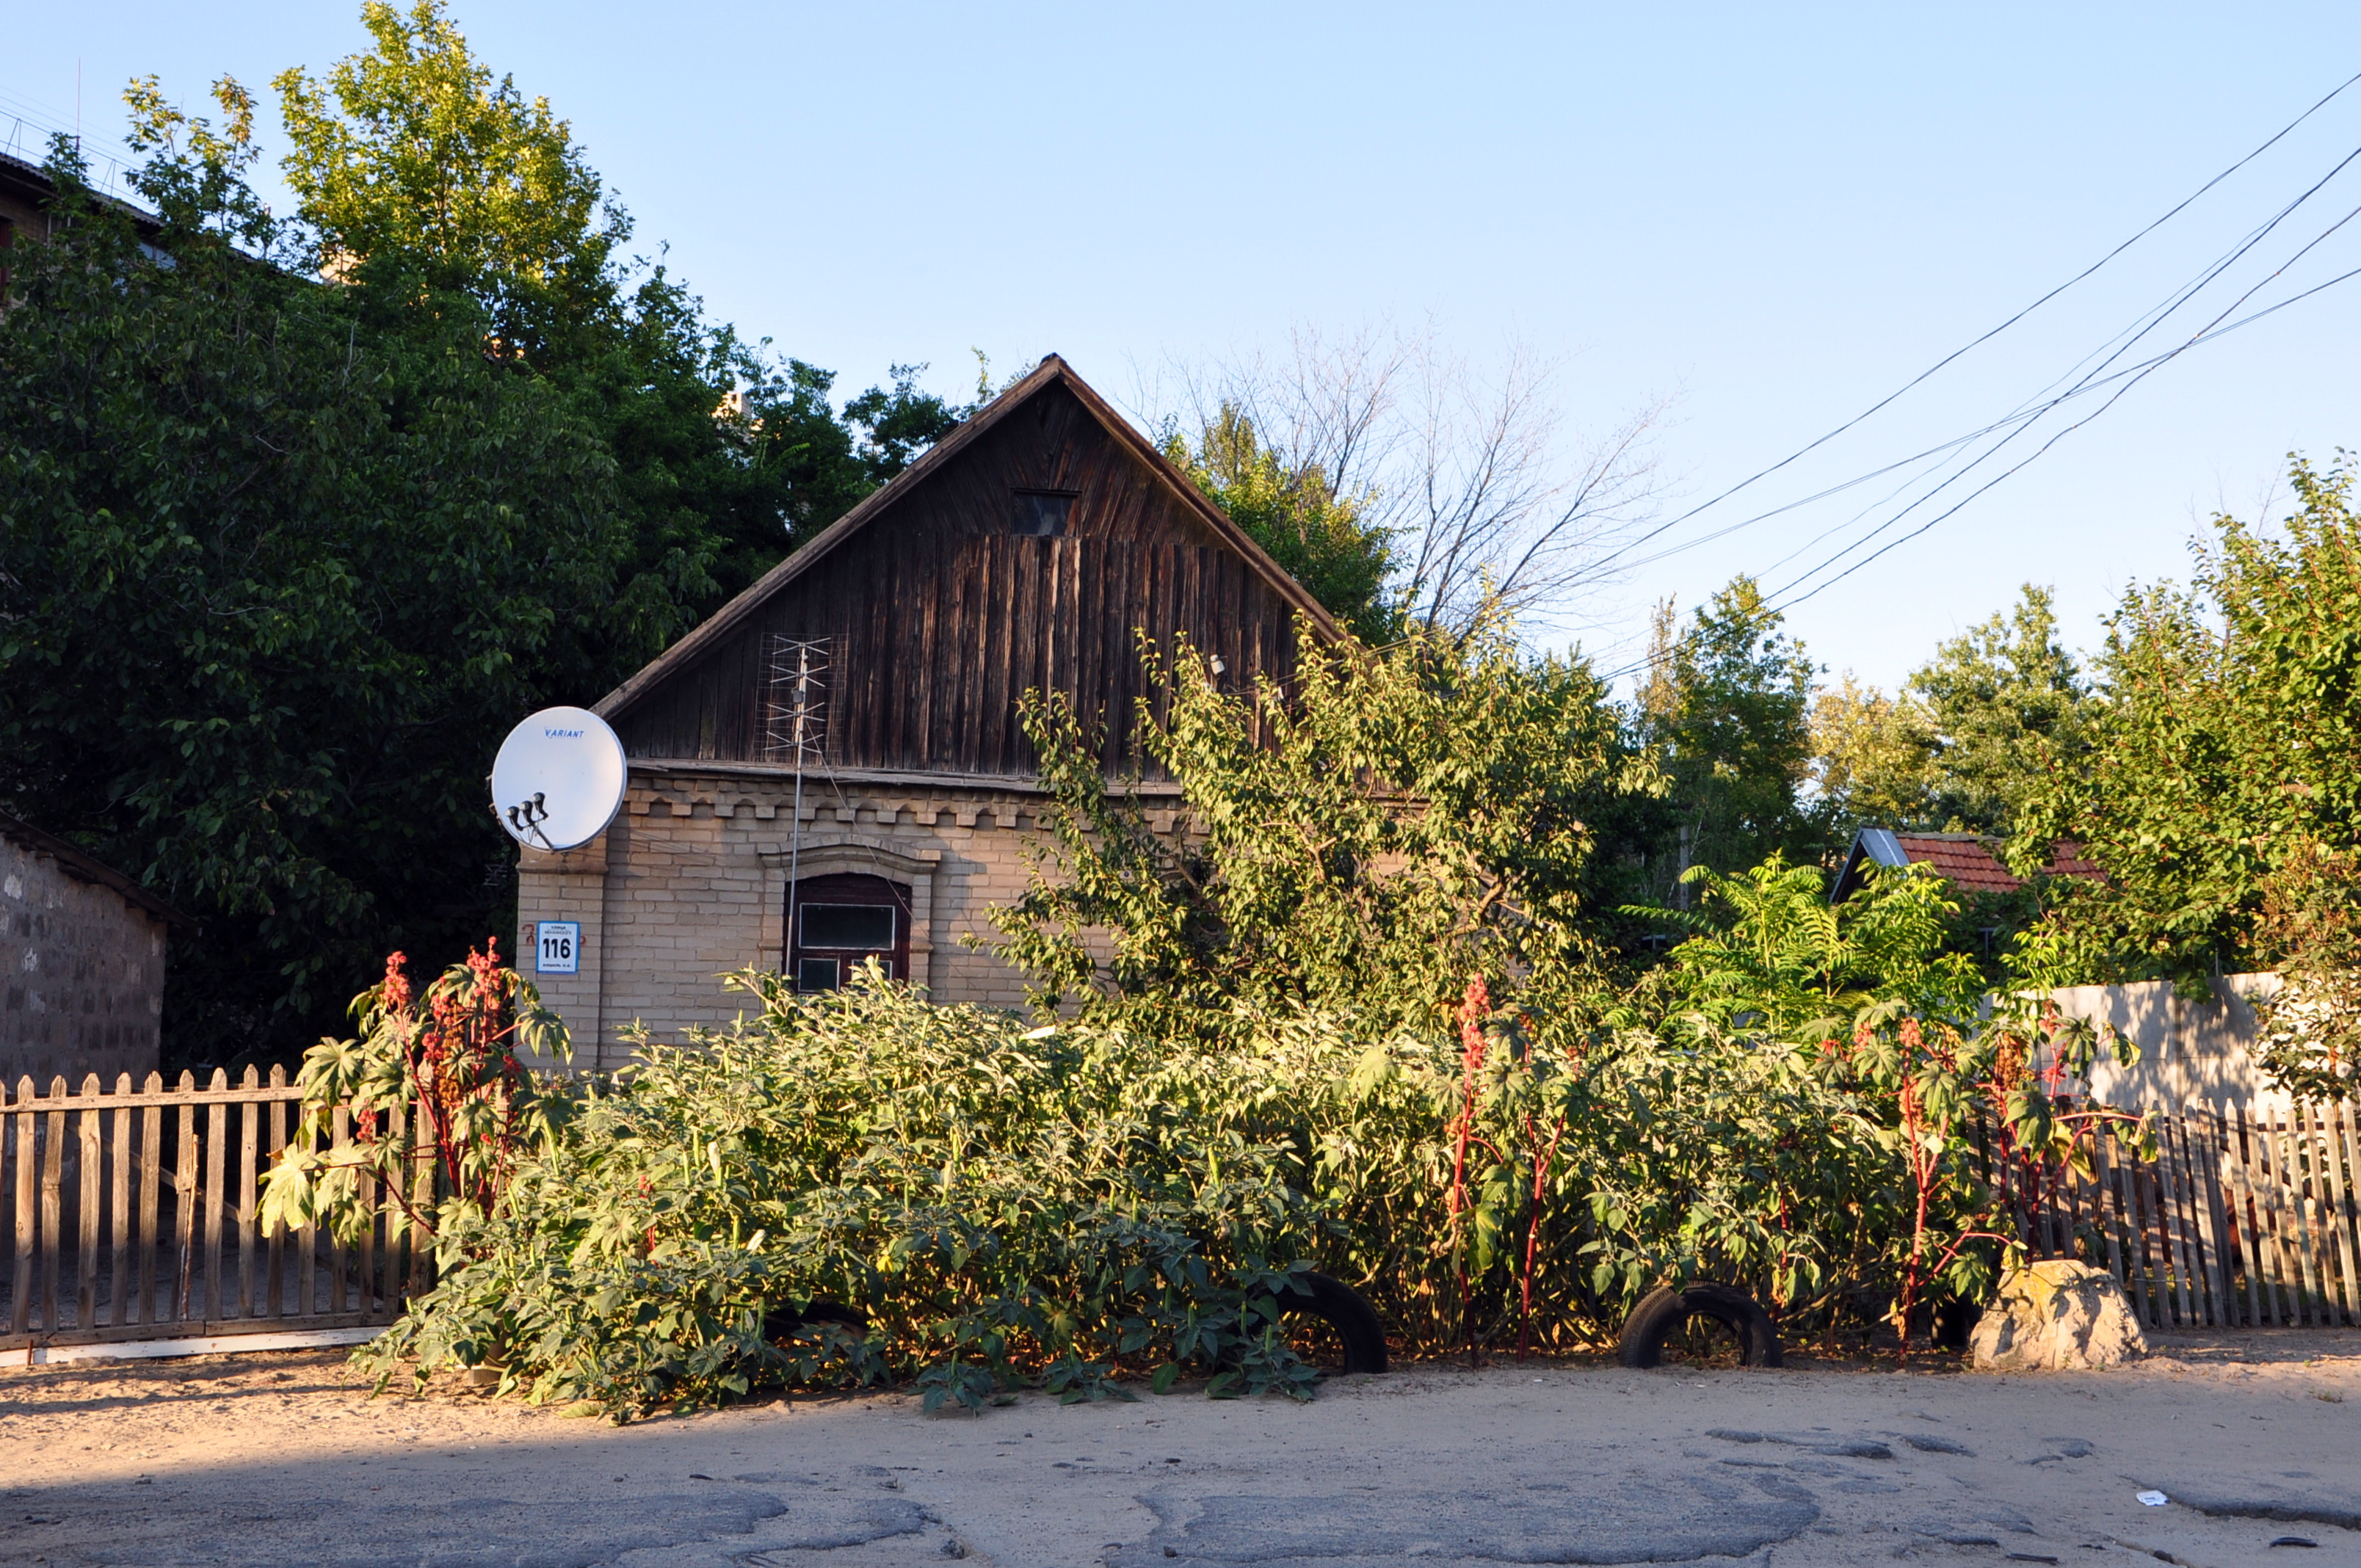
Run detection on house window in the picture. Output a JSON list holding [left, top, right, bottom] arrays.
[[787, 871, 912, 990], [1012, 490, 1074, 537]]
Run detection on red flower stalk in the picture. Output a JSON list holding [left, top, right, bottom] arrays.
[[1448, 978, 1490, 1365]]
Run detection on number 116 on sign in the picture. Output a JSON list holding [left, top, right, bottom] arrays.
[[537, 921, 581, 974]]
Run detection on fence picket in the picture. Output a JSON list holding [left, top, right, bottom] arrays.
[[2158, 1113, 2198, 1325], [9, 1081, 32, 1336], [202, 1072, 228, 1324], [236, 1067, 259, 1318], [75, 1079, 101, 1332], [328, 1106, 352, 1313], [266, 1067, 287, 1318], [2304, 1104, 2344, 1324], [2338, 1100, 2361, 1324], [2124, 1133, 2164, 1326], [10, 1081, 32, 1337], [40, 1080, 66, 1333], [2260, 1106, 2307, 1322], [173, 1075, 198, 1322], [109, 1080, 132, 1328], [135, 1081, 162, 1328], [2227, 1105, 2272, 1324], [409, 1097, 435, 1299], [2092, 1128, 2128, 1288], [2186, 1106, 2233, 1326]]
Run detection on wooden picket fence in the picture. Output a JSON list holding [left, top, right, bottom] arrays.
[[1985, 1099, 2361, 1330], [1, 1067, 427, 1351]]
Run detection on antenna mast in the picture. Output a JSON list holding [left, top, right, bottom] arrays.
[[766, 636, 830, 984]]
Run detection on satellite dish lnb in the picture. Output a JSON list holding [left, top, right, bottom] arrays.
[[490, 706, 628, 852]]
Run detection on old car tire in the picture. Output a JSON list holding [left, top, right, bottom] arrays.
[[1617, 1282, 1783, 1368], [1278, 1271, 1389, 1374], [763, 1299, 870, 1343]]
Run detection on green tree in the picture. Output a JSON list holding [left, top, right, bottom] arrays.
[[2017, 455, 2361, 993], [275, 0, 625, 344], [1164, 405, 1397, 642], [1807, 674, 1942, 833], [989, 619, 1657, 1042], [1636, 578, 1820, 897], [0, 117, 634, 1064], [273, 1, 962, 610], [1909, 584, 2089, 836]]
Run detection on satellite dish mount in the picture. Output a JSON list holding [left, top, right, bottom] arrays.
[[490, 708, 628, 854]]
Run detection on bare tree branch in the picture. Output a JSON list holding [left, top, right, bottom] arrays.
[[1153, 321, 1670, 639]]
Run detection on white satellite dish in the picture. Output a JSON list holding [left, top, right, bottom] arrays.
[[490, 706, 627, 852]]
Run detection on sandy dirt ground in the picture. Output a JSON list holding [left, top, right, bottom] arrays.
[[4, 1331, 2360, 1567]]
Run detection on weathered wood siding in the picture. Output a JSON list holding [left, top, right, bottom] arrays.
[[612, 382, 1305, 777]]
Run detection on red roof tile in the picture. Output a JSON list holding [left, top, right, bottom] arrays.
[[1890, 833, 2100, 896], [1895, 834, 2022, 894]]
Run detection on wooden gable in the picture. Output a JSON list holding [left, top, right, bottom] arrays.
[[595, 356, 1337, 778]]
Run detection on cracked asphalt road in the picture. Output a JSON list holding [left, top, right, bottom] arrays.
[[4, 1331, 2359, 1567]]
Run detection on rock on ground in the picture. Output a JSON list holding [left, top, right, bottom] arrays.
[[1970, 1257, 2150, 1371]]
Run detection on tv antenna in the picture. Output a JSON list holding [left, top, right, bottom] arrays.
[[489, 706, 628, 852], [766, 637, 830, 982]]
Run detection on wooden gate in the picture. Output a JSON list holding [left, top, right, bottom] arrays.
[[1990, 1099, 2361, 1330], [2, 1069, 425, 1352]]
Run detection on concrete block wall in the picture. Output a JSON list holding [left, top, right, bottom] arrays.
[[0, 836, 167, 1089], [515, 766, 1142, 1067]]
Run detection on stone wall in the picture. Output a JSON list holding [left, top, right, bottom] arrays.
[[0, 835, 168, 1089], [515, 765, 1173, 1068]]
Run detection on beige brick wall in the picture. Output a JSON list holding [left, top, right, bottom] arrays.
[[516, 767, 1127, 1067]]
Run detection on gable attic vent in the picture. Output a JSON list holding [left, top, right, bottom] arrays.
[[1012, 490, 1075, 537]]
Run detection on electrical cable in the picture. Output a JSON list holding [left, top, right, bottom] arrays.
[[1570, 66, 2361, 587], [1760, 193, 2361, 620], [1594, 258, 2361, 686]]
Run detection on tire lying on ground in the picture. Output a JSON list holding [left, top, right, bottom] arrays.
[[762, 1299, 871, 1343], [1617, 1282, 1782, 1368], [1276, 1271, 1390, 1374]]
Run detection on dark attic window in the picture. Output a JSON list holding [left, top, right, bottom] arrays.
[[1012, 490, 1075, 537]]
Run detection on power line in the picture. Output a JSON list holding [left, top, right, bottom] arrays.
[[1573, 65, 2361, 589], [1595, 247, 2361, 687], [1753, 134, 2361, 613], [1760, 194, 2361, 620]]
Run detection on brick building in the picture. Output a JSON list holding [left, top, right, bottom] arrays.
[[518, 356, 1336, 1066], [0, 811, 189, 1088]]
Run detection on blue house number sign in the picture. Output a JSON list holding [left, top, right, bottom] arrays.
[[536, 921, 581, 975]]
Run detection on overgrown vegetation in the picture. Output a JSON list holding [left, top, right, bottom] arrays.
[[314, 618, 2143, 1417]]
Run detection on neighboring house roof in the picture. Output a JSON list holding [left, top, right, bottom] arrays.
[[1830, 827, 2097, 904], [0, 148, 164, 242], [0, 810, 194, 930], [595, 354, 1339, 725]]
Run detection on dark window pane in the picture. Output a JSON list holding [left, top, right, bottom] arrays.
[[1012, 491, 1072, 537], [801, 903, 895, 949], [796, 957, 841, 992]]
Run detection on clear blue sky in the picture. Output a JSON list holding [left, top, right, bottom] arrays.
[[14, 3, 2361, 692]]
